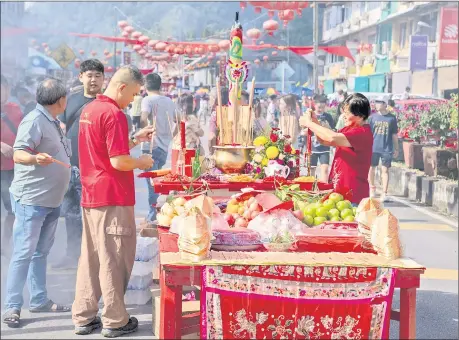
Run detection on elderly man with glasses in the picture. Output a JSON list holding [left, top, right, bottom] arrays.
[[3, 78, 72, 328]]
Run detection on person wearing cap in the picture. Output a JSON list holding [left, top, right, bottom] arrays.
[[367, 98, 399, 202]]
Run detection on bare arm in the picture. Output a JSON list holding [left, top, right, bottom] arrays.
[[140, 111, 150, 128], [392, 133, 399, 157], [302, 120, 352, 148], [13, 150, 38, 165], [110, 155, 142, 171]]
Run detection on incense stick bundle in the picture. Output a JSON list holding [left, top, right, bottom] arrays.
[[233, 80, 239, 144], [247, 77, 256, 145], [216, 77, 223, 144], [149, 104, 158, 153]]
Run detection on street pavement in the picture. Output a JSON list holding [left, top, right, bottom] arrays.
[[1, 133, 458, 338]]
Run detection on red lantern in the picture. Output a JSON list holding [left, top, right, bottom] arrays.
[[42, 42, 48, 48], [133, 45, 142, 51], [116, 50, 121, 55], [174, 46, 184, 55], [107, 66, 114, 72], [263, 55, 269, 62], [148, 39, 159, 48], [124, 26, 134, 33], [184, 46, 193, 55], [208, 45, 219, 53], [208, 54, 214, 60], [247, 28, 261, 44], [74, 60, 80, 68], [268, 10, 275, 18], [131, 31, 142, 39], [75, 58, 81, 64], [259, 40, 265, 45], [254, 6, 262, 13], [139, 35, 149, 43], [138, 49, 146, 55], [121, 31, 129, 38], [254, 58, 260, 65], [263, 19, 279, 36], [79, 49, 85, 55], [104, 49, 109, 55], [240, 1, 247, 10], [118, 20, 128, 28], [272, 51, 278, 56], [155, 42, 167, 51], [278, 9, 294, 27], [91, 51, 97, 56], [218, 40, 231, 51]]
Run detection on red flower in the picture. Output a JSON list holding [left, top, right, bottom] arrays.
[[272, 128, 280, 131], [270, 133, 278, 142], [276, 159, 284, 165], [284, 144, 292, 153]]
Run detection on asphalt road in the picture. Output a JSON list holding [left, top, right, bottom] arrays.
[[1, 140, 457, 339]]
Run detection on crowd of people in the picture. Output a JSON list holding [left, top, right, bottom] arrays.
[[0, 57, 400, 336]]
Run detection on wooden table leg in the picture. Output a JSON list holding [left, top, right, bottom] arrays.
[[159, 270, 183, 339], [399, 287, 417, 339]]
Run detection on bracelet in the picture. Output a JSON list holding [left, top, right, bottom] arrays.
[[130, 137, 139, 146]]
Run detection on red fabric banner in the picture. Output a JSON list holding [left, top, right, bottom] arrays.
[[288, 46, 355, 62], [438, 7, 459, 60], [202, 265, 396, 339]]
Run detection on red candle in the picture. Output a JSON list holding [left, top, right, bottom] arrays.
[[180, 120, 186, 149], [307, 128, 312, 154]]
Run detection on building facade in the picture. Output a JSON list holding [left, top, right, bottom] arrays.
[[319, 1, 458, 98]]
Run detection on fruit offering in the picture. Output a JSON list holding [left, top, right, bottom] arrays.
[[262, 176, 287, 184], [293, 176, 315, 182], [156, 197, 187, 227], [162, 173, 192, 183], [224, 196, 263, 228], [228, 174, 255, 182], [301, 192, 356, 226]]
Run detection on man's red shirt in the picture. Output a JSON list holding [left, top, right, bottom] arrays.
[[329, 124, 373, 204], [1, 103, 23, 170], [78, 94, 135, 208]]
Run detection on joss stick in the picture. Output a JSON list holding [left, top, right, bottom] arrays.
[[216, 77, 223, 144], [233, 79, 238, 144], [247, 76, 255, 145], [166, 111, 173, 138]]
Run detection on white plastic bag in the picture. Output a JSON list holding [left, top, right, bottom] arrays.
[[135, 236, 159, 262], [248, 209, 308, 240]]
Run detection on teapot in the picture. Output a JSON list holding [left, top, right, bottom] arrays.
[[264, 160, 290, 178]]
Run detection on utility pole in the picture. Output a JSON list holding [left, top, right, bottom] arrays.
[[312, 2, 320, 95]]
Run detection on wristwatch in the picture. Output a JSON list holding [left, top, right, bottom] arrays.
[[130, 136, 140, 146]]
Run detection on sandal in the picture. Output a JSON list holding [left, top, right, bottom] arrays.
[[3, 309, 20, 328], [29, 299, 71, 313]]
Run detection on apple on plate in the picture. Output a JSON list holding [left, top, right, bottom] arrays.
[[313, 216, 327, 226], [304, 215, 314, 226], [328, 193, 344, 203], [343, 215, 355, 222], [316, 207, 329, 218], [304, 206, 317, 218], [328, 208, 340, 219], [340, 208, 353, 219], [322, 199, 336, 210], [336, 200, 352, 212]]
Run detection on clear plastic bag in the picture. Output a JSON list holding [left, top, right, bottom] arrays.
[[135, 236, 159, 262], [248, 209, 309, 240]]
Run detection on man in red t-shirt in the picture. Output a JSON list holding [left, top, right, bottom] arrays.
[[72, 66, 154, 338], [1, 75, 23, 253], [300, 93, 373, 204]]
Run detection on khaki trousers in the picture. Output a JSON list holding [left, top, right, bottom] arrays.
[[72, 206, 136, 328]]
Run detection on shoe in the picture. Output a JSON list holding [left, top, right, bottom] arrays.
[[51, 256, 78, 270], [75, 316, 102, 335], [101, 317, 138, 338]]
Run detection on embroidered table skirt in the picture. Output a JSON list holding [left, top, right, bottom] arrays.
[[201, 265, 396, 339]]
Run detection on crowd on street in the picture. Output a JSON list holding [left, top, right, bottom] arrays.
[[1, 57, 405, 337]]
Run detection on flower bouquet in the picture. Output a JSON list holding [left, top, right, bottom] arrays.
[[246, 128, 300, 179]]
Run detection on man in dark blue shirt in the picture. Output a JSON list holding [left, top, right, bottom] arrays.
[[368, 99, 399, 202], [311, 96, 335, 182]]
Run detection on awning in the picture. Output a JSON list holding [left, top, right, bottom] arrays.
[[411, 69, 434, 96]]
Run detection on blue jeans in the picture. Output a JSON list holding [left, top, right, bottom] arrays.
[[5, 195, 60, 311], [143, 148, 168, 221]]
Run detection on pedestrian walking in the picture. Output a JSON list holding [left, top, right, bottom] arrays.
[[368, 98, 399, 202], [0, 75, 23, 255], [55, 59, 105, 270], [130, 92, 143, 132], [173, 94, 205, 154], [139, 73, 176, 224], [72, 66, 155, 338], [3, 78, 71, 328]]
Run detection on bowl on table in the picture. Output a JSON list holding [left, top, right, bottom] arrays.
[[213, 145, 254, 174]]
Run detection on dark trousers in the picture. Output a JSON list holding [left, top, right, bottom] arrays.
[[61, 166, 82, 258]]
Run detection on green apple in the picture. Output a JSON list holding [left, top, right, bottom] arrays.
[[296, 201, 308, 211], [340, 208, 353, 219], [343, 215, 355, 222], [303, 214, 314, 226], [328, 208, 340, 218], [322, 199, 336, 211], [316, 207, 329, 218], [329, 192, 344, 203], [330, 216, 342, 222], [313, 216, 327, 226], [336, 200, 351, 211], [343, 200, 352, 208], [304, 206, 317, 218]]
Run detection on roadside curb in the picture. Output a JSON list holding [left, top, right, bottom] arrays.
[[375, 166, 458, 218]]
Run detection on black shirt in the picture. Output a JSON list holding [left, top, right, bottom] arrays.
[[59, 91, 95, 167]]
